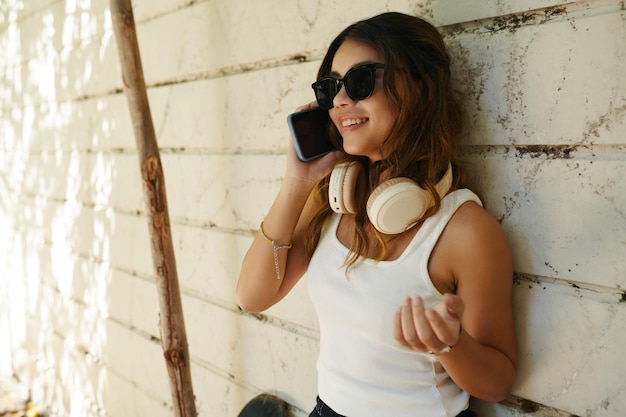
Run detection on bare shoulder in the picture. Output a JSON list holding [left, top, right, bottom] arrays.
[[441, 199, 514, 331], [429, 199, 512, 295], [431, 198, 513, 305], [444, 200, 512, 267]]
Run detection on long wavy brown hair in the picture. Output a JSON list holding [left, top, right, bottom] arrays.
[[305, 12, 466, 269]]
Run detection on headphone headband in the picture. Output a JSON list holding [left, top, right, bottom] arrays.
[[328, 162, 453, 234]]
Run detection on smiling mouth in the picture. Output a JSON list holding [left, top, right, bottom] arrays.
[[341, 118, 368, 128]]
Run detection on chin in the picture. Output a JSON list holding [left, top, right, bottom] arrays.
[[342, 145, 369, 158], [341, 146, 360, 156]]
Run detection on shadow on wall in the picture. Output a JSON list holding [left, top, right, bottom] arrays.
[[0, 1, 127, 415]]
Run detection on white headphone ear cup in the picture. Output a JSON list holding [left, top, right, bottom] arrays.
[[366, 178, 430, 234], [366, 163, 454, 234], [328, 161, 365, 214]]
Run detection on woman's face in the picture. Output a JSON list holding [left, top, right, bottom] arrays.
[[328, 39, 397, 162]]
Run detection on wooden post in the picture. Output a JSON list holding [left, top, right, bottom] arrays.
[[109, 1, 197, 416]]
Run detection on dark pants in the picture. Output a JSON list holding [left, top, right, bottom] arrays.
[[309, 396, 477, 417]]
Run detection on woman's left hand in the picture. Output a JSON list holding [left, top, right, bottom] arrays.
[[392, 293, 464, 354]]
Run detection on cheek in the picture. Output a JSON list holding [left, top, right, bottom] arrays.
[[378, 103, 398, 133]]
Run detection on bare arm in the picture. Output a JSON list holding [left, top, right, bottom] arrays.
[[237, 115, 342, 312], [393, 202, 517, 402]]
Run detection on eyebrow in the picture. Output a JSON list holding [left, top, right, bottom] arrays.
[[328, 61, 379, 78]]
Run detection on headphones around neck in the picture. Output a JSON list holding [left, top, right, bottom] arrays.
[[328, 162, 453, 235]]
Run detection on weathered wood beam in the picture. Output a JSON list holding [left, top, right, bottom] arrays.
[[109, 2, 197, 416]]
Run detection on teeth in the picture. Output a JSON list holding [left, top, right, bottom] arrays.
[[342, 118, 366, 127]]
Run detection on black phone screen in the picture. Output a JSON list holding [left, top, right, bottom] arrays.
[[287, 108, 338, 162]]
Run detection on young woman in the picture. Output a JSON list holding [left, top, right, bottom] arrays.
[[237, 12, 516, 417]]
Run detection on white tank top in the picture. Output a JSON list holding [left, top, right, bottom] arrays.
[[307, 189, 481, 417]]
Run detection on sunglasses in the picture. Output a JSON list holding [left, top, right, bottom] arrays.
[[311, 63, 386, 110]]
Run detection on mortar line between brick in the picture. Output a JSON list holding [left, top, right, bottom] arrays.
[[440, 0, 622, 36], [514, 272, 625, 299]]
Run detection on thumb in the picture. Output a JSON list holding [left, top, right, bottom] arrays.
[[442, 293, 464, 321]]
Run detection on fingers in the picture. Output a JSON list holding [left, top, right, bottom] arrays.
[[295, 101, 320, 112], [425, 308, 459, 348], [442, 293, 465, 319], [392, 305, 411, 349], [414, 297, 452, 352], [393, 296, 439, 352], [392, 295, 463, 353], [398, 297, 427, 350]]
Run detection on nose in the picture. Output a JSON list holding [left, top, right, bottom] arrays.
[[332, 81, 353, 108]]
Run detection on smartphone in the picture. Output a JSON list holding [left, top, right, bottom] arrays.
[[287, 108, 339, 162]]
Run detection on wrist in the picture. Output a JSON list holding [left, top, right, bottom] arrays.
[[282, 175, 319, 196]]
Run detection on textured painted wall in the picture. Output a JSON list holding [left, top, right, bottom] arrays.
[[0, 1, 624, 416]]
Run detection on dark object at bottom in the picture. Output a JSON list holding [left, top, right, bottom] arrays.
[[238, 393, 290, 417], [457, 410, 478, 417], [310, 396, 477, 417]]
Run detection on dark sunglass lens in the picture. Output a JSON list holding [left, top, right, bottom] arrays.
[[345, 67, 375, 101], [314, 79, 337, 109]]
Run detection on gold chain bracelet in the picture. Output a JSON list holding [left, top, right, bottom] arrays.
[[259, 221, 292, 280]]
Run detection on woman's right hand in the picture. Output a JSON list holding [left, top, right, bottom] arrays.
[[284, 102, 344, 187]]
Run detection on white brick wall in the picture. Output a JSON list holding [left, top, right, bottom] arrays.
[[0, 1, 624, 416]]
